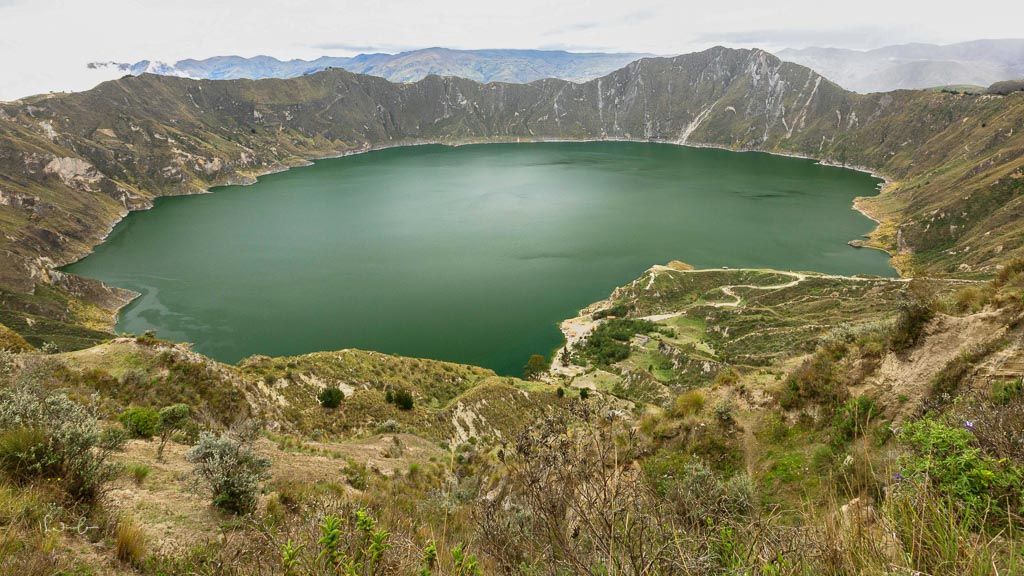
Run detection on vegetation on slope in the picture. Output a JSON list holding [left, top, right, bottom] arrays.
[[0, 261, 1021, 573], [0, 45, 1023, 574]]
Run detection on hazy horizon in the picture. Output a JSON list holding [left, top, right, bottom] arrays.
[[2, 0, 1022, 101]]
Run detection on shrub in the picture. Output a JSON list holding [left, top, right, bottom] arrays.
[[556, 387, 565, 398], [643, 455, 753, 529], [592, 304, 629, 319], [949, 286, 989, 314], [888, 298, 934, 351], [670, 390, 705, 417], [522, 354, 548, 379], [0, 428, 51, 482], [577, 318, 662, 366], [0, 349, 15, 382], [714, 369, 740, 387], [831, 396, 879, 445], [375, 419, 400, 434], [392, 389, 414, 411], [185, 425, 271, 514], [579, 388, 590, 400], [115, 515, 148, 567], [991, 378, 1023, 405], [778, 347, 847, 411], [99, 426, 129, 451], [962, 394, 1024, 463], [156, 403, 191, 459], [713, 399, 735, 426], [342, 459, 370, 490], [318, 386, 344, 409], [119, 407, 161, 439], [0, 382, 116, 502], [899, 419, 1023, 524], [291, 509, 393, 574], [927, 338, 1005, 408]]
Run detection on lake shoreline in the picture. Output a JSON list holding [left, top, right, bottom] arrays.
[[59, 137, 900, 364], [66, 141, 897, 374]]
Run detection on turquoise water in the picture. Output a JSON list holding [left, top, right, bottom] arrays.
[[66, 142, 891, 374]]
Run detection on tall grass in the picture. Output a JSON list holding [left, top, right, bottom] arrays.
[[115, 515, 148, 567]]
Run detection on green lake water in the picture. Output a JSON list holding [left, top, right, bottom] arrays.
[[65, 142, 892, 374]]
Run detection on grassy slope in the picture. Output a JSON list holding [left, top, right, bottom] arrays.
[[563, 265, 978, 403]]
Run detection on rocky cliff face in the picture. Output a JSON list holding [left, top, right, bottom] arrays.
[[1, 47, 1023, 299]]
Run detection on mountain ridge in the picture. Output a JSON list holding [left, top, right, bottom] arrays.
[[89, 47, 652, 85], [778, 38, 1024, 92], [1, 46, 1023, 348]]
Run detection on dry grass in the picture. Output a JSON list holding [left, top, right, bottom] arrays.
[[114, 515, 148, 567]]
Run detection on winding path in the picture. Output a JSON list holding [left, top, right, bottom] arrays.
[[549, 265, 979, 376]]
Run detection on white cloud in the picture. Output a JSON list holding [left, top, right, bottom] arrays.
[[1, 0, 1022, 101]]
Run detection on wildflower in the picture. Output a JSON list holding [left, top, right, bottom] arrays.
[[963, 420, 975, 430]]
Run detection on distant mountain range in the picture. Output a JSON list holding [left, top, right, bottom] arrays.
[[89, 47, 651, 84], [777, 39, 1024, 93]]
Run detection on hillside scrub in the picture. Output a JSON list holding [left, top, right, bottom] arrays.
[[317, 386, 344, 409], [0, 266, 1022, 571], [0, 361, 117, 502], [157, 403, 191, 459], [186, 423, 271, 514], [899, 418, 1023, 525], [119, 406, 161, 438], [576, 318, 666, 366]]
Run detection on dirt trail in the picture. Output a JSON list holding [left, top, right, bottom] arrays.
[[549, 264, 977, 376]]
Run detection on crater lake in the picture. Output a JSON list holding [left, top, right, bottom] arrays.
[[65, 142, 893, 374]]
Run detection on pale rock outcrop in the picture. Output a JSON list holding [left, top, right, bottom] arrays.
[[43, 157, 103, 191]]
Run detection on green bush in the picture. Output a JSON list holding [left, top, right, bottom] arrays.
[[343, 459, 370, 490], [119, 407, 161, 439], [831, 396, 879, 445], [0, 428, 52, 482], [900, 419, 1023, 524], [318, 386, 345, 409], [592, 304, 629, 319], [670, 390, 705, 417], [157, 403, 191, 459], [392, 389, 414, 411], [126, 463, 151, 485], [927, 339, 1005, 408], [642, 455, 753, 528], [577, 318, 663, 366], [991, 378, 1023, 405], [778, 347, 847, 411]]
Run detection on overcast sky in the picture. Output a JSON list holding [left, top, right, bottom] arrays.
[[1, 0, 1022, 101]]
